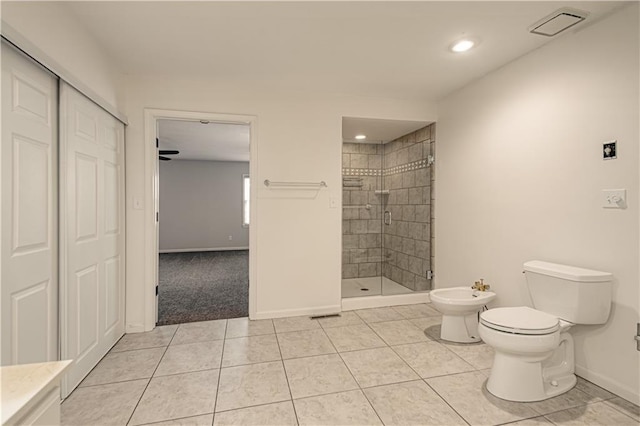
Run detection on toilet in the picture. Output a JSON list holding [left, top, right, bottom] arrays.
[[430, 286, 496, 343], [478, 260, 612, 402]]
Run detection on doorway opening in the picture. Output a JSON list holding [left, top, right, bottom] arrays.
[[147, 109, 258, 328]]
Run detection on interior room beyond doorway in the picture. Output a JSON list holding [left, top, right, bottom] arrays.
[[157, 119, 251, 325]]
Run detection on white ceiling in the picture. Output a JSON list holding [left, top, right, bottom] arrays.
[[64, 1, 623, 102], [158, 120, 250, 162], [342, 117, 431, 144]]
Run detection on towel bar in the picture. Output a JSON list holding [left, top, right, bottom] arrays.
[[264, 179, 327, 188]]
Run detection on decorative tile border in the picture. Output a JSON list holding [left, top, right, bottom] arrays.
[[342, 158, 429, 177], [342, 168, 382, 176], [383, 159, 429, 176]]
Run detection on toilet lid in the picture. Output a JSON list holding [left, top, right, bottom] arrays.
[[480, 307, 559, 335]]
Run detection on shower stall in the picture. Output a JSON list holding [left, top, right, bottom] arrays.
[[341, 123, 435, 305]]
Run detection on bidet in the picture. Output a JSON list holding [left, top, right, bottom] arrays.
[[429, 286, 496, 343]]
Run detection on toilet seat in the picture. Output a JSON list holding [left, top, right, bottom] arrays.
[[480, 306, 559, 335]]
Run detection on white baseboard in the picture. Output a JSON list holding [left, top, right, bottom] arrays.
[[126, 323, 147, 333], [342, 292, 430, 311], [575, 365, 640, 405], [159, 247, 249, 253], [252, 304, 343, 320]]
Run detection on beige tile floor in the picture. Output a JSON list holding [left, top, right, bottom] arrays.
[[61, 304, 640, 426]]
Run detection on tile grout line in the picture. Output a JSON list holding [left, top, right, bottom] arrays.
[[320, 325, 386, 425], [125, 325, 179, 426], [329, 308, 471, 425], [319, 325, 359, 388], [69, 335, 131, 392], [212, 398, 292, 416], [411, 324, 512, 426], [210, 320, 229, 425], [523, 387, 594, 418], [72, 313, 634, 426], [601, 398, 640, 422], [539, 398, 639, 422], [433, 342, 480, 372], [136, 412, 214, 426], [420, 378, 473, 426], [541, 413, 560, 426], [336, 311, 404, 425], [273, 324, 301, 425], [365, 307, 472, 426], [496, 414, 556, 425], [65, 327, 179, 401], [377, 328, 473, 426], [76, 376, 160, 390], [220, 333, 280, 368], [132, 320, 229, 426]]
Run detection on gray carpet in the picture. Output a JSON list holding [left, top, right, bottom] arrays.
[[158, 250, 248, 326]]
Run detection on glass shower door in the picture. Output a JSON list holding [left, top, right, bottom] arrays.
[[381, 125, 433, 295]]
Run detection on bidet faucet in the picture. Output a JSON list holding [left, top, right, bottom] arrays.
[[471, 279, 490, 292]]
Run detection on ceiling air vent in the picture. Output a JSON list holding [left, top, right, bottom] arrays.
[[529, 8, 588, 37]]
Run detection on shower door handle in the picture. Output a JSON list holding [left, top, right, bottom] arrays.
[[384, 210, 391, 225]]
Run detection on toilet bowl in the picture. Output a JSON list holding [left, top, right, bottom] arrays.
[[430, 287, 496, 343], [480, 261, 612, 402], [478, 306, 576, 401]]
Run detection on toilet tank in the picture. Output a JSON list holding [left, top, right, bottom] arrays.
[[523, 260, 613, 324]]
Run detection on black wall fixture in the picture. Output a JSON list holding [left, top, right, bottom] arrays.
[[159, 150, 180, 161]]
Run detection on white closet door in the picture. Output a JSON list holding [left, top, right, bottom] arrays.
[[1, 41, 59, 366], [59, 82, 125, 397]]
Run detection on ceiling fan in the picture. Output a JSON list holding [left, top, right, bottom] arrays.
[[159, 150, 179, 161]]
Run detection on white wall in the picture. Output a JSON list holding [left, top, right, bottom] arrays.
[[1, 1, 124, 110], [159, 160, 249, 251], [436, 5, 639, 403], [124, 79, 436, 330]]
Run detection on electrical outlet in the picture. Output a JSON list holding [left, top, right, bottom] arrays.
[[228, 235, 233, 241]]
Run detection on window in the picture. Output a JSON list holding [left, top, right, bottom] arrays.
[[242, 174, 250, 227]]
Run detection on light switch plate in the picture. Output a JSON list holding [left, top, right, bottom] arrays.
[[602, 189, 626, 209]]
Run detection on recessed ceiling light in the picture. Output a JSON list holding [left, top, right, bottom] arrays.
[[450, 39, 475, 53], [355, 134, 366, 140]]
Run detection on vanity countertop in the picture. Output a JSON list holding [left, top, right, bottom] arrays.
[[1, 360, 71, 425]]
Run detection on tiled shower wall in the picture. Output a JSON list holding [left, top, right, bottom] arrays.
[[341, 124, 435, 291], [382, 124, 434, 291], [342, 143, 384, 278]]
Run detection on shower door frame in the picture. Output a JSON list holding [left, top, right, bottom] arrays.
[[341, 138, 430, 310]]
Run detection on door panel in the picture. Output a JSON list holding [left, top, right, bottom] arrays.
[[60, 82, 125, 397], [12, 73, 52, 123], [104, 256, 121, 332], [75, 265, 99, 360], [11, 280, 51, 364], [74, 153, 99, 241], [12, 135, 50, 252], [1, 41, 58, 366], [104, 162, 119, 234]]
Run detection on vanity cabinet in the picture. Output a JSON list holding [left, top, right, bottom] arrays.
[[1, 361, 71, 426]]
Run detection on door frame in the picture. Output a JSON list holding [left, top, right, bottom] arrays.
[[143, 109, 258, 330]]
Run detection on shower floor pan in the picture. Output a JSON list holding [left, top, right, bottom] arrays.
[[341, 276, 413, 298]]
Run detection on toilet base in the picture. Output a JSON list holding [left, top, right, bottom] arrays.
[[485, 333, 577, 402], [440, 313, 481, 343]]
